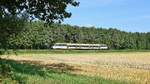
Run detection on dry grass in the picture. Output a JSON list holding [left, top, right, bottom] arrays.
[[2, 52, 150, 84]]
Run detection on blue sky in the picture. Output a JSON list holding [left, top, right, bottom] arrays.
[[63, 0, 150, 32]]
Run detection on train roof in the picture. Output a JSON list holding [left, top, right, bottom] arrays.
[[54, 43, 107, 46]]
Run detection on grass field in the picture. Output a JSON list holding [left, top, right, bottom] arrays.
[[1, 50, 150, 84]]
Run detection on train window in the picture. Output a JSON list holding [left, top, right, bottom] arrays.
[[69, 45, 77, 47], [55, 44, 67, 46]]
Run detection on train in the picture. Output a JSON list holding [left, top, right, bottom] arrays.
[[52, 43, 108, 50]]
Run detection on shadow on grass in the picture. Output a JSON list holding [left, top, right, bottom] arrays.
[[0, 58, 79, 77], [0, 59, 133, 84], [0, 58, 83, 84]]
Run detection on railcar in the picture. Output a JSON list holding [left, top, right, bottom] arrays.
[[52, 43, 108, 50]]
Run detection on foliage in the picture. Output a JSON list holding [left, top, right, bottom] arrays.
[[0, 0, 79, 23], [0, 0, 79, 49], [1, 22, 149, 50], [0, 15, 27, 50]]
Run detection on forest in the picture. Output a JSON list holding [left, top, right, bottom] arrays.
[[1, 21, 150, 50]]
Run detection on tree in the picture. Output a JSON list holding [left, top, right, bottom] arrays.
[[0, 0, 79, 50], [0, 0, 79, 23], [0, 15, 27, 50], [0, 1, 79, 81]]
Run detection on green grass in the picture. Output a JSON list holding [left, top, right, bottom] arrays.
[[20, 73, 129, 84], [0, 59, 132, 84]]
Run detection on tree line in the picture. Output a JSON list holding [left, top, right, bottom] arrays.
[[0, 22, 150, 50]]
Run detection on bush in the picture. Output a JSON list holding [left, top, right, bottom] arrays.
[[0, 60, 13, 77]]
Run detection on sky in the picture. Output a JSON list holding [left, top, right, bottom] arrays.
[[63, 0, 150, 32]]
